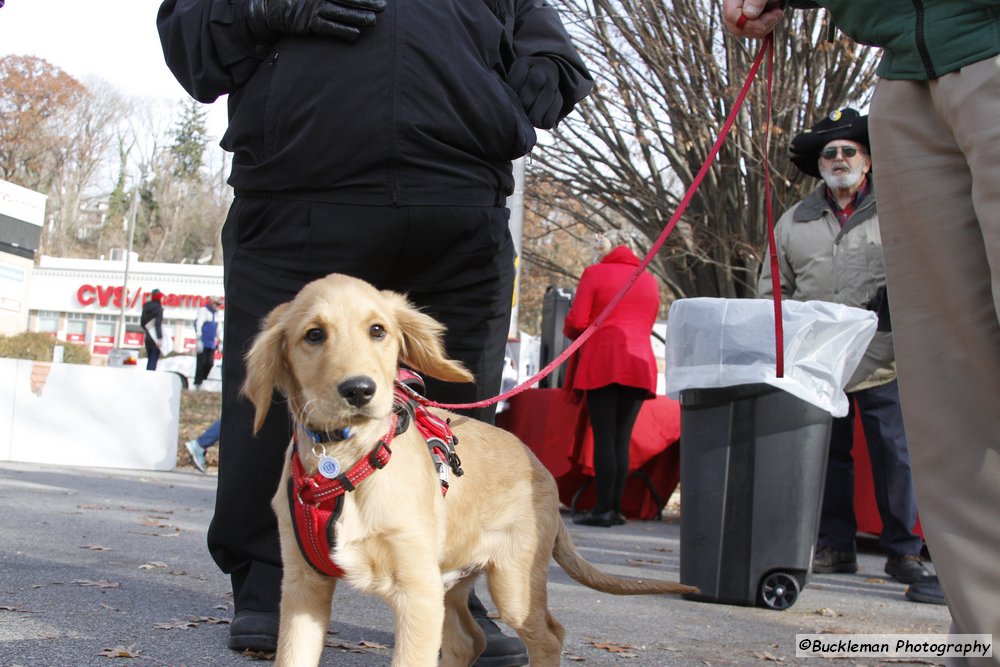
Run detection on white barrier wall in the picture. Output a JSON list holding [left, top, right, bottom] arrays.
[[0, 358, 180, 471]]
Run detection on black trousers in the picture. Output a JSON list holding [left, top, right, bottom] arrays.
[[818, 380, 923, 558], [144, 338, 160, 371], [585, 384, 647, 515], [194, 348, 215, 386], [211, 198, 515, 613]]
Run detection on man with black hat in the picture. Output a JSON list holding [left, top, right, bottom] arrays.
[[759, 109, 935, 592]]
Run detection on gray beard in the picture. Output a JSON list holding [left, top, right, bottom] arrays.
[[820, 167, 864, 191]]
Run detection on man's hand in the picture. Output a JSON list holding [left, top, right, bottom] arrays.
[[507, 57, 563, 130], [723, 0, 785, 39], [247, 0, 386, 42]]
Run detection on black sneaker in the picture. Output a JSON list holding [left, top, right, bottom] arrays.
[[812, 547, 858, 574], [905, 575, 946, 605], [572, 510, 614, 527], [885, 554, 931, 584], [228, 610, 278, 653], [469, 593, 528, 667]]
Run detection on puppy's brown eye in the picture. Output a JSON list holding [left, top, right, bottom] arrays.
[[305, 327, 325, 344], [370, 324, 386, 340]]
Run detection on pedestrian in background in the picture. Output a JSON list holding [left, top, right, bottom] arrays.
[[140, 288, 165, 371], [157, 0, 593, 662], [727, 0, 1000, 646], [563, 231, 660, 528], [185, 418, 220, 473], [758, 109, 932, 592], [193, 296, 222, 389]]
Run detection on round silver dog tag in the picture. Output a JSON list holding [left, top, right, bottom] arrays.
[[317, 455, 342, 479]]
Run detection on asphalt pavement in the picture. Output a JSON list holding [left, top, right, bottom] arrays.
[[0, 461, 951, 666]]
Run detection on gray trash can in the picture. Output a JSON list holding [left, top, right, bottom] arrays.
[[679, 383, 831, 610]]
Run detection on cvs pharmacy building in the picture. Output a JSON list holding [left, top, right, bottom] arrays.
[[27, 255, 224, 360]]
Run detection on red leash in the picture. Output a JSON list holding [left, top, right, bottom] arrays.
[[431, 36, 782, 411]]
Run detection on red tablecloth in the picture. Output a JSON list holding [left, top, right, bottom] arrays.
[[496, 389, 681, 520]]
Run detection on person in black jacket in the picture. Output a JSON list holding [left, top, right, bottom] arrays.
[[140, 288, 165, 371], [157, 1, 592, 663]]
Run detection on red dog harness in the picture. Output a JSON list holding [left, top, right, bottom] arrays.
[[287, 371, 461, 578]]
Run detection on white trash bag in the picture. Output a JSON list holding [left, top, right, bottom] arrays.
[[664, 298, 877, 417]]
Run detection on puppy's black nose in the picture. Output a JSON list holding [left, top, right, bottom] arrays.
[[338, 376, 377, 408]]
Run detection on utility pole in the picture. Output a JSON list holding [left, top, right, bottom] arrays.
[[115, 188, 140, 350], [507, 157, 525, 339]]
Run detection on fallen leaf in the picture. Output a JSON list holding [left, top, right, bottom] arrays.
[[814, 607, 839, 617], [154, 619, 198, 630], [753, 651, 785, 662], [592, 641, 640, 657], [357, 641, 389, 649], [98, 645, 141, 657], [0, 605, 35, 613], [139, 562, 167, 570], [865, 577, 888, 584], [325, 641, 368, 653], [191, 616, 229, 625], [237, 648, 275, 659], [627, 558, 663, 566], [73, 580, 121, 589], [79, 544, 113, 552], [140, 516, 173, 528]]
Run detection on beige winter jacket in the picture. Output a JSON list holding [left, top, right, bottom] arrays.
[[758, 182, 895, 392]]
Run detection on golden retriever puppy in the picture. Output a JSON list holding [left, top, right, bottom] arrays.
[[243, 273, 695, 667]]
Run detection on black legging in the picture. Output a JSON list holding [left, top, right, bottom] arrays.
[[586, 384, 647, 515]]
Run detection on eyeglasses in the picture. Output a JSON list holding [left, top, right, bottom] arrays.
[[820, 145, 861, 160]]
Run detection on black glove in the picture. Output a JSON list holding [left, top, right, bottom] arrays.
[[507, 57, 564, 130], [866, 285, 892, 332], [247, 0, 386, 43]]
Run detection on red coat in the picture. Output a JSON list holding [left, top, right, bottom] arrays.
[[561, 246, 660, 397]]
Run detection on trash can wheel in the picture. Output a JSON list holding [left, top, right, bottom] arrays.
[[758, 571, 800, 610]]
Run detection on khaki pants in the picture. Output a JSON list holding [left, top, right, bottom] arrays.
[[871, 56, 1000, 666]]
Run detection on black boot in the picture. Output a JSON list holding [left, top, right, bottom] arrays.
[[228, 610, 279, 652], [468, 589, 528, 667], [228, 561, 281, 652]]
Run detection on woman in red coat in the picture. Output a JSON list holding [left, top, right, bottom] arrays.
[[563, 232, 660, 527]]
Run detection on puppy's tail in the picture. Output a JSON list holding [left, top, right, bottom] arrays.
[[552, 520, 698, 596]]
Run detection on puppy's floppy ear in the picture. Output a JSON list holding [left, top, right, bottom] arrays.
[[242, 302, 294, 434], [386, 291, 474, 384]]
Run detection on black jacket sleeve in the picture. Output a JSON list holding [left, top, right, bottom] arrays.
[[511, 0, 594, 123], [157, 0, 273, 102]]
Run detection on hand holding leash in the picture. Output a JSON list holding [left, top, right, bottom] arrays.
[[723, 0, 784, 39]]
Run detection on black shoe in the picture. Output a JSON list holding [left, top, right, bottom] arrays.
[[612, 512, 628, 526], [885, 554, 931, 584], [572, 510, 614, 527], [228, 610, 278, 653], [469, 591, 528, 667], [812, 547, 858, 574], [905, 575, 946, 605]]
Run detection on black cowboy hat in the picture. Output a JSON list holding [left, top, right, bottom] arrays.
[[789, 108, 870, 178]]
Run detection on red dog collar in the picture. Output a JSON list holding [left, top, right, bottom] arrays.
[[288, 414, 397, 578], [287, 370, 462, 578]]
